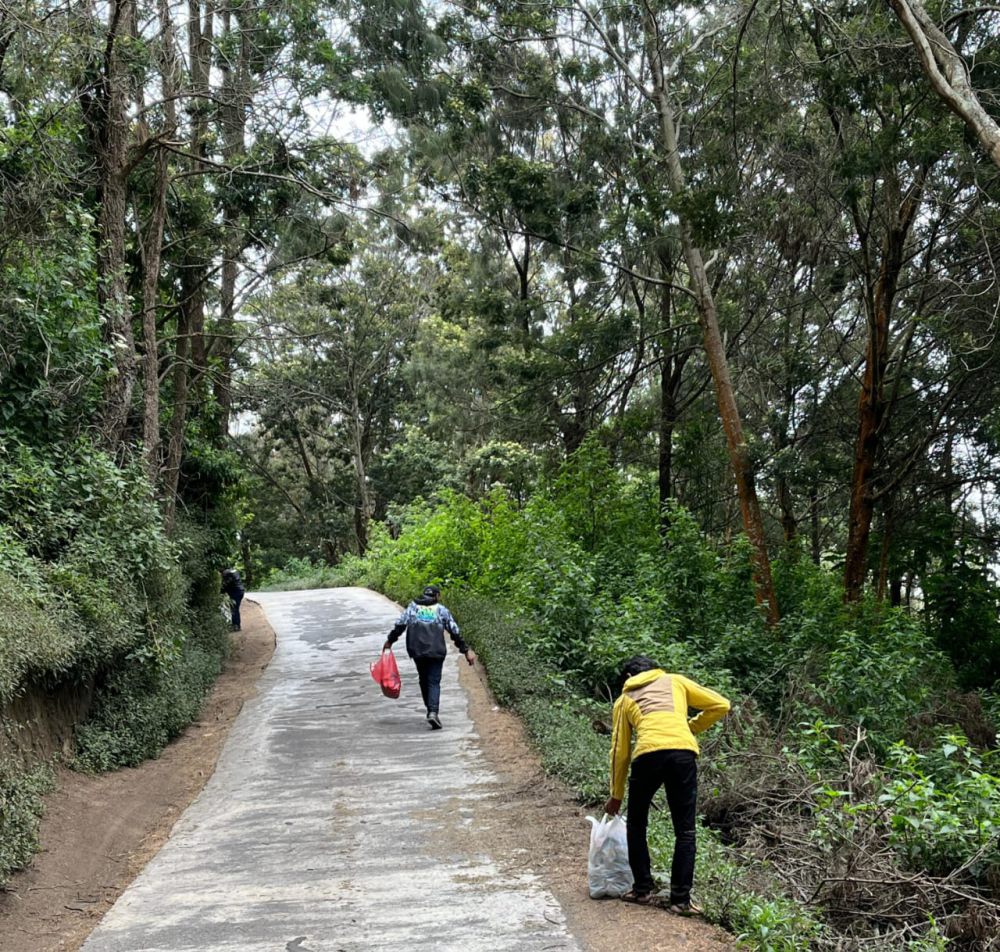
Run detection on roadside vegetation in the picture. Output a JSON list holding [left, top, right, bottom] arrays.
[[262, 444, 999, 950], [0, 436, 236, 883]]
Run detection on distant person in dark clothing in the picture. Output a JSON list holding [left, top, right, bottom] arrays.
[[383, 585, 475, 729], [221, 568, 245, 631]]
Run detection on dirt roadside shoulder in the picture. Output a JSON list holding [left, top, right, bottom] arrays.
[[457, 659, 734, 952], [0, 600, 276, 952]]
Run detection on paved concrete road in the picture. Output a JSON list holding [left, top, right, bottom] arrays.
[[82, 588, 580, 952]]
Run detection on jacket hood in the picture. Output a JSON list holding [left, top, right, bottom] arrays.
[[623, 669, 666, 691], [415, 596, 438, 607]]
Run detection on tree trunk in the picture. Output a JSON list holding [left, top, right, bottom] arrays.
[[350, 390, 370, 555], [656, 253, 691, 533], [163, 281, 196, 532], [890, 575, 903, 607], [810, 479, 821, 565], [658, 357, 676, 518], [776, 407, 797, 544], [84, 0, 137, 450], [889, 0, 1000, 170], [185, 0, 213, 388], [644, 14, 779, 624], [139, 147, 169, 485], [876, 509, 892, 603], [162, 0, 211, 530], [843, 201, 916, 600], [214, 3, 250, 440], [777, 473, 797, 544], [137, 0, 181, 485]]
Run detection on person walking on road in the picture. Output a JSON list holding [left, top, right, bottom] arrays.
[[383, 585, 476, 729], [221, 567, 245, 631], [604, 655, 730, 914]]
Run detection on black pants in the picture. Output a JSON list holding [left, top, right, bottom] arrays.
[[627, 749, 697, 902], [414, 657, 444, 713], [229, 590, 244, 630]]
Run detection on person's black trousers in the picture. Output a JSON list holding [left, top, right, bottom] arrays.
[[414, 657, 444, 713], [626, 748, 698, 902], [229, 590, 244, 630]]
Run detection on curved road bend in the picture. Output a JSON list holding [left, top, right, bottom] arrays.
[[81, 587, 580, 952]]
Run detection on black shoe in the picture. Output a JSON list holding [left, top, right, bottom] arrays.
[[427, 712, 442, 730]]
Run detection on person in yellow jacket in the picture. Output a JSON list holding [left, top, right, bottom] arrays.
[[604, 655, 730, 913]]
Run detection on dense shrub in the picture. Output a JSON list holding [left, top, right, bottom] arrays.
[[74, 625, 228, 771], [881, 736, 999, 879], [0, 760, 53, 886], [0, 436, 237, 880]]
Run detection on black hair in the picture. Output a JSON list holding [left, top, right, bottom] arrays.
[[621, 655, 658, 682]]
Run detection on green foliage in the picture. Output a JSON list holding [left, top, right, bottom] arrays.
[[0, 435, 236, 878], [74, 619, 228, 772], [259, 556, 344, 591], [924, 560, 1000, 689], [811, 610, 951, 743], [334, 441, 999, 949], [0, 438, 189, 703], [880, 735, 1000, 879], [0, 213, 102, 438], [0, 760, 53, 886]]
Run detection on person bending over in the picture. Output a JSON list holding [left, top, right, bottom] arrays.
[[605, 655, 730, 914], [221, 567, 245, 632]]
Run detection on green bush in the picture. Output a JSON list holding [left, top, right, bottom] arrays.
[[0, 760, 53, 886], [812, 610, 952, 744], [259, 556, 344, 591], [0, 439, 182, 704], [880, 734, 999, 879], [0, 431, 234, 777], [74, 629, 227, 771]]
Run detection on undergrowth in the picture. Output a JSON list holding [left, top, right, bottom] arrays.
[[284, 443, 998, 949], [0, 438, 238, 882], [0, 759, 54, 885]]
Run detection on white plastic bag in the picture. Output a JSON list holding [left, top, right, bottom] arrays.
[[586, 813, 633, 898]]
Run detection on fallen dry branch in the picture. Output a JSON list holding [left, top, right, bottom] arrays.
[[702, 714, 1000, 950]]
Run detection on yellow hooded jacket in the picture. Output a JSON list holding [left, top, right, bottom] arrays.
[[609, 669, 730, 800]]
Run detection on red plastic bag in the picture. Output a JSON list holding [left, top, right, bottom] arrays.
[[370, 648, 401, 699]]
